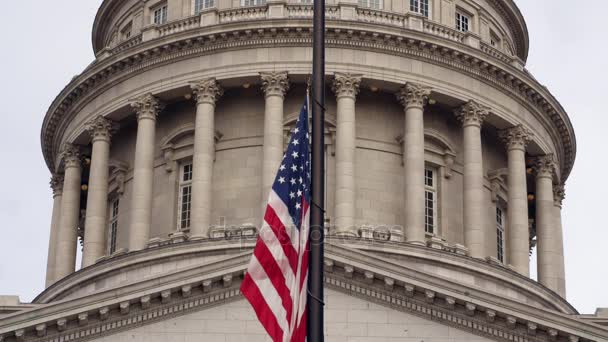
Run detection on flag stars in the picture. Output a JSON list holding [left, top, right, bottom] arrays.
[[295, 203, 301, 210], [289, 192, 295, 199], [291, 164, 298, 172], [278, 177, 285, 184], [297, 190, 302, 197], [292, 139, 299, 146], [290, 178, 296, 185], [292, 151, 299, 159], [280, 164, 286, 171]]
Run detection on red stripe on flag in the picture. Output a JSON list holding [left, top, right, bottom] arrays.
[[253, 239, 294, 324], [264, 205, 299, 272], [241, 275, 284, 342]]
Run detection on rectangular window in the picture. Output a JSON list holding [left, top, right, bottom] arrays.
[[108, 199, 119, 254], [178, 162, 193, 230], [241, 0, 266, 6], [410, 0, 429, 17], [496, 207, 505, 263], [490, 30, 501, 48], [121, 22, 132, 40], [153, 4, 168, 25], [359, 0, 382, 10], [424, 168, 437, 234], [195, 0, 215, 13], [455, 11, 469, 32]]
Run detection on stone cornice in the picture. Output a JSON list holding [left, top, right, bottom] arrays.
[[499, 124, 533, 151], [41, 20, 574, 180], [260, 72, 290, 99], [332, 73, 362, 100], [396, 82, 432, 109], [2, 243, 605, 342]]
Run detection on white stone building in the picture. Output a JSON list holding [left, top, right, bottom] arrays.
[[1, 0, 607, 340]]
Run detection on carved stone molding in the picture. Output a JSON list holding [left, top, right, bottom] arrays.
[[332, 73, 362, 100], [191, 78, 223, 105], [85, 116, 117, 143], [533, 154, 556, 180], [260, 71, 289, 98], [499, 124, 533, 151], [60, 144, 81, 170], [396, 82, 432, 109], [40, 24, 576, 184], [130, 93, 162, 122], [455, 100, 490, 127], [50, 174, 64, 197], [553, 184, 566, 208]]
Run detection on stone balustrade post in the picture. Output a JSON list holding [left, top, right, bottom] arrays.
[[129, 94, 161, 251], [190, 79, 223, 238], [534, 155, 564, 295], [332, 73, 361, 236], [82, 116, 115, 267], [45, 175, 64, 287], [397, 83, 432, 245], [260, 72, 289, 219], [455, 100, 489, 258], [54, 144, 82, 281], [499, 125, 532, 276]]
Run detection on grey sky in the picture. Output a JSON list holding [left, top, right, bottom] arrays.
[[0, 0, 605, 314]]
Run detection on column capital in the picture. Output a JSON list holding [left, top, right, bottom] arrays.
[[85, 116, 116, 143], [553, 184, 566, 207], [332, 73, 362, 100], [131, 93, 162, 122], [533, 154, 556, 180], [60, 144, 81, 169], [455, 100, 490, 127], [396, 82, 431, 109], [191, 78, 223, 105], [499, 125, 533, 151], [260, 72, 290, 98], [50, 174, 64, 197]]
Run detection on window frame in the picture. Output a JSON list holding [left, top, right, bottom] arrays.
[[241, 0, 266, 7], [496, 206, 506, 263], [424, 167, 438, 235], [455, 11, 470, 32], [177, 161, 194, 231], [194, 0, 216, 13], [410, 0, 429, 17], [108, 198, 120, 255], [358, 0, 382, 10], [152, 4, 168, 25]]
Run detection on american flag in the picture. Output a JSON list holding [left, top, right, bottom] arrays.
[[241, 98, 311, 342]]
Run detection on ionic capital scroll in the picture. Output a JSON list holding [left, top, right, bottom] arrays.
[[533, 154, 556, 180], [50, 174, 64, 197], [455, 100, 490, 128], [499, 124, 533, 151], [396, 82, 431, 109], [191, 78, 223, 106], [260, 72, 290, 98], [85, 116, 117, 143], [332, 73, 362, 100], [60, 143, 81, 170], [131, 93, 162, 122]]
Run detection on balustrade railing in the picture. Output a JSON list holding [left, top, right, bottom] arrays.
[[285, 4, 339, 19], [111, 34, 143, 54], [423, 21, 465, 43], [219, 6, 268, 23], [356, 8, 406, 28], [157, 16, 201, 37], [480, 42, 514, 64]]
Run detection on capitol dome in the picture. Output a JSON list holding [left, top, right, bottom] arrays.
[[1, 0, 607, 341]]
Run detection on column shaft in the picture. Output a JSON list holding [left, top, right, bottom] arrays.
[[333, 73, 360, 236], [54, 145, 81, 281], [260, 72, 288, 220], [82, 117, 114, 267], [553, 185, 567, 296], [500, 125, 532, 275], [535, 155, 564, 296], [456, 101, 489, 258], [397, 83, 431, 244], [129, 94, 160, 251], [190, 79, 223, 238], [45, 176, 63, 287]]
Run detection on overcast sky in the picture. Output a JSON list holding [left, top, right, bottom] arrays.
[[0, 0, 606, 314]]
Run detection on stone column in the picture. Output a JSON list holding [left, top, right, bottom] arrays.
[[129, 94, 161, 251], [82, 116, 115, 267], [499, 125, 532, 276], [45, 175, 64, 287], [190, 79, 223, 238], [260, 72, 289, 214], [455, 101, 489, 258], [54, 144, 81, 281], [552, 184, 567, 297], [397, 83, 431, 245], [332, 73, 361, 236], [534, 155, 563, 295]]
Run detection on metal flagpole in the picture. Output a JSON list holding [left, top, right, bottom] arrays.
[[308, 0, 325, 337]]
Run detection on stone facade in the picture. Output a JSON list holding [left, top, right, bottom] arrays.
[[2, 0, 607, 341]]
